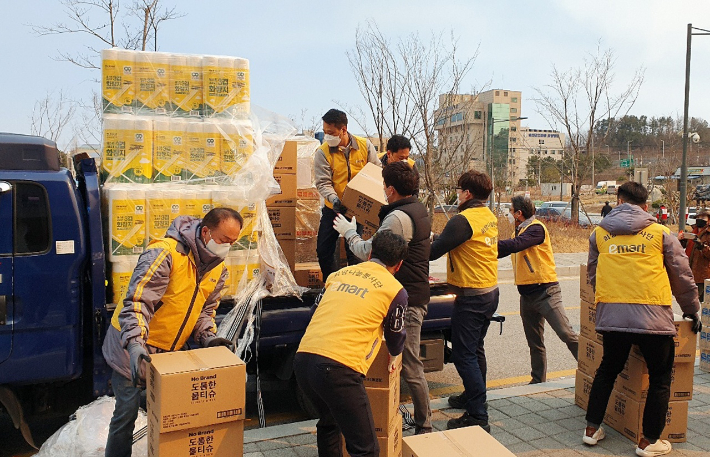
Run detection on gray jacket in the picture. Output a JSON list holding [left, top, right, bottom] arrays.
[[588, 203, 699, 335], [344, 210, 414, 261]]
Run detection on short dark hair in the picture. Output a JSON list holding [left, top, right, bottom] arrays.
[[697, 210, 710, 220], [371, 230, 408, 267], [322, 109, 348, 128], [386, 135, 412, 153], [605, 201, 609, 205], [458, 170, 493, 200], [202, 207, 243, 230], [617, 182, 648, 205], [382, 161, 419, 196], [511, 195, 535, 219]]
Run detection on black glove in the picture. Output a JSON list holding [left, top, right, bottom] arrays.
[[333, 199, 347, 215], [206, 337, 235, 351], [683, 313, 702, 334], [127, 342, 152, 387]]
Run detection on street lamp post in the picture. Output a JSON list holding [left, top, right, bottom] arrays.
[[680, 23, 710, 231], [487, 116, 527, 210], [661, 140, 665, 159]]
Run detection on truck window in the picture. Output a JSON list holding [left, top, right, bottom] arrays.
[[14, 182, 51, 255]]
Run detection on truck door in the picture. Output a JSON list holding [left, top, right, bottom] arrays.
[[0, 181, 13, 364]]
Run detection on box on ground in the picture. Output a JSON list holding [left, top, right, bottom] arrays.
[[574, 369, 594, 410], [266, 173, 297, 206], [267, 206, 296, 239], [579, 264, 594, 304], [293, 262, 323, 289], [343, 414, 402, 457], [604, 390, 688, 443], [342, 162, 387, 232], [630, 315, 696, 363], [701, 305, 710, 326], [403, 425, 515, 456], [579, 298, 603, 345], [364, 341, 402, 388], [578, 335, 603, 378], [148, 419, 244, 457], [419, 339, 444, 373], [615, 353, 693, 401], [274, 141, 297, 174], [367, 374, 400, 436], [147, 347, 246, 433]]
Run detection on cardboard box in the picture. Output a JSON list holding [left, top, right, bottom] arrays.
[[701, 350, 710, 373], [701, 304, 710, 326], [267, 206, 296, 239], [343, 415, 402, 457], [579, 264, 595, 304], [361, 224, 376, 241], [615, 354, 694, 401], [297, 187, 320, 200], [367, 375, 400, 437], [148, 419, 244, 457], [574, 369, 594, 410], [700, 329, 710, 350], [274, 141, 297, 174], [364, 341, 402, 388], [293, 262, 324, 289], [277, 238, 296, 271], [420, 339, 445, 373], [604, 390, 688, 443], [342, 162, 387, 231], [704, 278, 710, 305], [630, 315, 696, 363], [147, 347, 246, 433], [403, 425, 515, 456], [577, 335, 603, 378], [579, 298, 603, 345], [266, 173, 297, 206]]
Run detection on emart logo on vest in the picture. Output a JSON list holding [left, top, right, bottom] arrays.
[[329, 281, 369, 298], [608, 244, 646, 254]]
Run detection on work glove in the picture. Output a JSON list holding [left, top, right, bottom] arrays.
[[127, 342, 152, 387], [683, 313, 702, 334], [205, 336, 235, 351], [333, 214, 357, 237], [333, 199, 348, 215]]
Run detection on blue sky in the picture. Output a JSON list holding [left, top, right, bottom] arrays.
[[2, 0, 710, 149]]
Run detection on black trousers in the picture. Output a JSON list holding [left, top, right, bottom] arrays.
[[586, 331, 674, 441], [294, 352, 378, 457], [316, 206, 362, 280]]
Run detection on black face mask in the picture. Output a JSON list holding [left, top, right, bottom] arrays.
[[697, 219, 707, 229]]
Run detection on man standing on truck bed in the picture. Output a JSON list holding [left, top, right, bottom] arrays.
[[498, 195, 578, 384], [429, 170, 499, 432], [378, 134, 417, 169], [315, 108, 380, 280], [295, 230, 409, 457], [102, 207, 242, 457], [333, 160, 433, 434]]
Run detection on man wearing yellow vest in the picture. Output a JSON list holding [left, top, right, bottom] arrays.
[[583, 182, 700, 457], [102, 208, 242, 457], [295, 230, 409, 457], [498, 195, 578, 384], [378, 134, 417, 169], [315, 109, 380, 280], [430, 170, 498, 432]]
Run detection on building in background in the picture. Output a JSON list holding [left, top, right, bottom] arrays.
[[514, 127, 565, 183]]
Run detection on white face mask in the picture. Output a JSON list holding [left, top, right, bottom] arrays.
[[507, 212, 516, 225], [384, 188, 392, 203], [324, 134, 341, 147], [205, 230, 231, 259]]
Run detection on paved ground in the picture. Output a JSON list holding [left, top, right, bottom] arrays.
[[241, 365, 710, 456]]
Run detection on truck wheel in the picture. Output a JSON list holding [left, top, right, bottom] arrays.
[[293, 378, 319, 419]]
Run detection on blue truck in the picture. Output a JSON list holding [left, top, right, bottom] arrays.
[[0, 133, 461, 448]]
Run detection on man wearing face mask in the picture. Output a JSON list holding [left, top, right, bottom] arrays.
[[378, 134, 417, 169], [315, 109, 381, 280], [102, 207, 242, 457], [498, 196, 578, 384], [679, 210, 710, 301]]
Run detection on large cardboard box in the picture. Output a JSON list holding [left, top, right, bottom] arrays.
[[403, 425, 515, 456], [615, 353, 694, 401], [604, 390, 688, 443], [274, 141, 297, 174], [147, 347, 246, 433], [574, 369, 594, 410], [342, 162, 387, 232], [267, 206, 296, 239], [364, 341, 402, 388], [419, 339, 445, 373], [579, 298, 603, 345], [367, 375, 400, 437], [266, 173, 297, 206], [297, 187, 320, 200], [148, 419, 244, 457], [630, 315, 696, 363], [579, 264, 595, 304], [701, 350, 710, 373], [277, 238, 296, 271], [701, 304, 710, 327], [343, 415, 402, 457], [293, 262, 324, 289], [578, 335, 603, 378]]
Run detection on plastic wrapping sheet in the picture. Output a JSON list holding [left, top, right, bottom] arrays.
[[102, 115, 153, 184], [296, 197, 320, 263], [33, 396, 148, 457], [104, 184, 146, 261], [110, 258, 138, 304], [295, 137, 320, 189]]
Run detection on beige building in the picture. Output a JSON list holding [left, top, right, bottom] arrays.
[[512, 127, 566, 183]]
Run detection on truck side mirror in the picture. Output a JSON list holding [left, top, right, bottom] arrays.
[[0, 181, 11, 193]]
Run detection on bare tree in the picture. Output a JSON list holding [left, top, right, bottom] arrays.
[[534, 46, 644, 222], [30, 90, 76, 146]]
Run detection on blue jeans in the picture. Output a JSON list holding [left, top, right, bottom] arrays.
[[450, 289, 499, 422], [105, 371, 146, 457]]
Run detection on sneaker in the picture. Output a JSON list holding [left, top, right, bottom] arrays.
[[414, 427, 432, 435], [447, 394, 466, 409], [636, 438, 672, 456], [446, 412, 491, 433], [582, 426, 605, 445]]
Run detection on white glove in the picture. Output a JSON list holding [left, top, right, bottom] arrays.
[[333, 214, 357, 236]]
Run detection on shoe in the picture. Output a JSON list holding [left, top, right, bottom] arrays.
[[414, 427, 432, 435], [582, 426, 605, 445], [636, 438, 672, 456], [447, 394, 488, 411], [446, 412, 491, 433]]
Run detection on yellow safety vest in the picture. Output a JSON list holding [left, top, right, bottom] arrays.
[[297, 261, 405, 375], [447, 207, 498, 288], [594, 223, 671, 306], [378, 151, 416, 168], [321, 135, 369, 209], [512, 219, 558, 285], [111, 237, 224, 351]]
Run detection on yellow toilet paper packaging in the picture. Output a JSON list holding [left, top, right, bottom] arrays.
[[110, 258, 139, 304], [169, 53, 203, 116], [102, 116, 152, 184], [180, 186, 213, 220], [153, 118, 186, 182], [211, 187, 258, 252], [233, 57, 250, 116], [106, 184, 147, 260], [184, 121, 220, 182], [102, 48, 135, 113], [135, 51, 169, 114], [146, 186, 182, 241], [219, 119, 254, 177], [203, 55, 234, 116]]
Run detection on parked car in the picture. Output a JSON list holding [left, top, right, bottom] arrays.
[[535, 207, 562, 222], [539, 201, 568, 210], [606, 185, 618, 195], [536, 207, 598, 227], [434, 204, 457, 214]]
